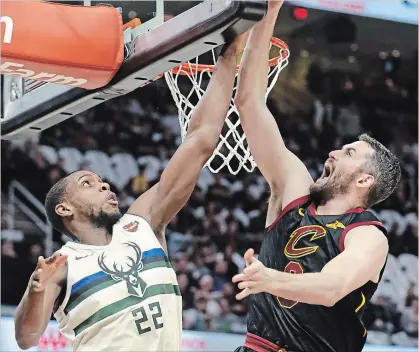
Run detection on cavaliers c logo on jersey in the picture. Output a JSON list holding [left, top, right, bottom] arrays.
[[98, 242, 147, 297], [284, 225, 326, 259]]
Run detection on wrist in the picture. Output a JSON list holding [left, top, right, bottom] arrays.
[[219, 46, 239, 60], [267, 7, 281, 16], [28, 280, 46, 295], [264, 268, 281, 294], [217, 51, 239, 69], [28, 286, 44, 295]]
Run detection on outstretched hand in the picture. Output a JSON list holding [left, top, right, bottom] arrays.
[[232, 248, 272, 300], [29, 252, 67, 292]]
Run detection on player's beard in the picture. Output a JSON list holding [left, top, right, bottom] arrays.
[[309, 171, 355, 205], [88, 208, 122, 235]]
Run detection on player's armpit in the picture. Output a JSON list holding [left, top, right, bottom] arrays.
[[126, 184, 170, 250], [320, 225, 388, 304], [127, 184, 159, 221]]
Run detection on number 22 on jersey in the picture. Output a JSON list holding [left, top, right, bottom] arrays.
[[132, 301, 163, 335]]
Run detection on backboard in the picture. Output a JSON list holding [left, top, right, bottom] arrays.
[[1, 0, 267, 139]]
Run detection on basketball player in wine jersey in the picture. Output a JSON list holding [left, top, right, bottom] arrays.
[[14, 35, 248, 352], [232, 2, 401, 352]]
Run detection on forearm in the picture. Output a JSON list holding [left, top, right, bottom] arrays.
[[266, 269, 343, 306], [236, 8, 279, 104], [187, 50, 238, 138], [15, 286, 46, 348], [146, 46, 240, 228]]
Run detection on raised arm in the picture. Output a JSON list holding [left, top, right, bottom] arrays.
[[128, 36, 246, 249], [235, 1, 313, 226], [15, 253, 67, 349]]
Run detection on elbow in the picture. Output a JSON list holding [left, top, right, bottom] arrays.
[[235, 92, 265, 112], [234, 93, 249, 111], [322, 286, 345, 307], [235, 94, 252, 112], [16, 336, 38, 350], [322, 294, 339, 307], [199, 138, 218, 159], [15, 330, 40, 350], [187, 130, 218, 159]]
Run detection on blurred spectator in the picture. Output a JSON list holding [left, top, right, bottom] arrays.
[[178, 273, 194, 310], [2, 240, 17, 259], [129, 165, 149, 197], [28, 244, 43, 266], [1, 241, 22, 305], [213, 261, 230, 292], [368, 296, 396, 334], [401, 296, 418, 338], [215, 297, 242, 333]]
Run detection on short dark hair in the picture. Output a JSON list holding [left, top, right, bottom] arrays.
[[358, 134, 401, 207], [44, 176, 77, 241]]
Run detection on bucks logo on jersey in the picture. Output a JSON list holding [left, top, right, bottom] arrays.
[[98, 242, 148, 297]]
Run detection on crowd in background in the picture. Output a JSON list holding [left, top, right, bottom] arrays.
[[1, 65, 417, 347]]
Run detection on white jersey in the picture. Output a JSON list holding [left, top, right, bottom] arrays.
[[54, 214, 182, 352]]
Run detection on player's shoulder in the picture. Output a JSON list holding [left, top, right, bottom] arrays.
[[346, 208, 386, 234], [351, 208, 382, 221], [342, 221, 389, 253]]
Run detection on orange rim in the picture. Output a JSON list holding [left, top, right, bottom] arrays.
[[171, 37, 289, 76]]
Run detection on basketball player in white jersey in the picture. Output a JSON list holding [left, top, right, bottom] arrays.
[[14, 34, 247, 352]]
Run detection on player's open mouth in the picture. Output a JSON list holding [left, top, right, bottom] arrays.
[[107, 193, 118, 205], [321, 162, 334, 180]]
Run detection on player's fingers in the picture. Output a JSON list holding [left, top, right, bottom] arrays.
[[56, 254, 68, 266], [33, 268, 42, 280], [37, 256, 46, 268], [45, 253, 58, 265], [232, 273, 247, 283], [244, 248, 255, 265], [31, 269, 44, 291], [243, 262, 260, 276], [236, 288, 251, 301], [238, 281, 256, 290]]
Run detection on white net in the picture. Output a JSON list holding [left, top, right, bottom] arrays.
[[164, 38, 290, 175]]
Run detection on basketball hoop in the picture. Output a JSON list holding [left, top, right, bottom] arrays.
[[164, 38, 290, 175]]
